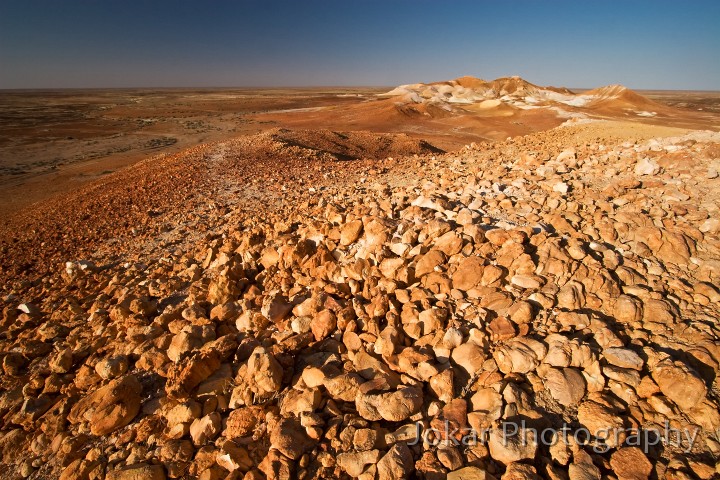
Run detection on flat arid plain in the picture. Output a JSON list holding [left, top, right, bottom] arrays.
[[1, 78, 720, 480], [1, 82, 718, 213]]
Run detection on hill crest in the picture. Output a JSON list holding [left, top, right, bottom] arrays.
[[381, 75, 664, 116]]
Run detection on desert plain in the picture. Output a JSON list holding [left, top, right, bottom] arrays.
[[1, 77, 720, 480]]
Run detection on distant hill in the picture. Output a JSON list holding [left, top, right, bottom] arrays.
[[381, 75, 667, 117]]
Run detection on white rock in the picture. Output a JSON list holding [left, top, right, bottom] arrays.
[[553, 182, 569, 194], [634, 157, 659, 175], [700, 218, 719, 234]]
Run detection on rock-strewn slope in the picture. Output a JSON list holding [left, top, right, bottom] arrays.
[[0, 128, 441, 285], [1, 122, 720, 480]]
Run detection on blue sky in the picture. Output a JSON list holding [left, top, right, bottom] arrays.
[[1, 0, 718, 89]]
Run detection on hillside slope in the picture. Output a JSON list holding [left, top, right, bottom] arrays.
[[1, 121, 720, 479], [382, 76, 669, 117], [251, 77, 714, 151]]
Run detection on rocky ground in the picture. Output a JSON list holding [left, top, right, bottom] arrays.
[[1, 120, 719, 479]]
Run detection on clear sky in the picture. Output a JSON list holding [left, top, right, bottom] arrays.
[[1, 0, 719, 90]]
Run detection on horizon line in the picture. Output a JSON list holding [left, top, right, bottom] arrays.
[[2, 84, 719, 93]]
